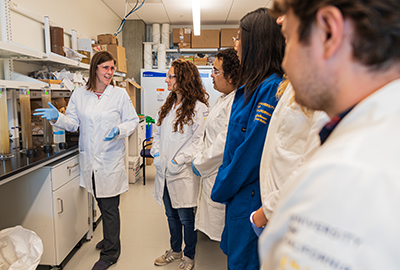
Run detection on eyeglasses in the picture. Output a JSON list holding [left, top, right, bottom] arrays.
[[212, 68, 224, 76], [232, 36, 240, 46], [97, 64, 116, 72], [166, 74, 177, 80]]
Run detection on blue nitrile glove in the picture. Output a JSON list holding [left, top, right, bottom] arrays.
[[33, 102, 59, 121], [153, 152, 159, 157], [172, 159, 177, 165], [192, 159, 201, 177], [104, 126, 120, 141], [250, 211, 265, 237]]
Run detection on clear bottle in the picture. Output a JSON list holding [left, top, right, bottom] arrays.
[[19, 86, 33, 153], [41, 86, 53, 147], [0, 86, 13, 159]]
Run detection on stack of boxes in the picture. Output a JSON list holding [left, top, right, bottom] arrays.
[[172, 28, 238, 67], [91, 34, 127, 73]]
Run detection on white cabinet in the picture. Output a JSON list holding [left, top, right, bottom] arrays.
[[0, 153, 90, 267]]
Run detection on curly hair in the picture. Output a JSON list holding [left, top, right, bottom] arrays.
[[273, 0, 400, 70], [216, 48, 240, 86], [157, 59, 209, 133]]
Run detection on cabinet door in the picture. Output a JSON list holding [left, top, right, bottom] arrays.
[[52, 176, 89, 265]]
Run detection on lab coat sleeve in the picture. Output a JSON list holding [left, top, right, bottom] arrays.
[[150, 115, 160, 157], [116, 91, 139, 138], [262, 111, 329, 220], [174, 103, 208, 165], [193, 128, 228, 177], [212, 88, 278, 203], [53, 90, 80, 132]]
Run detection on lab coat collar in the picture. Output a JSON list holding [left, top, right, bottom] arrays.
[[84, 84, 113, 97]]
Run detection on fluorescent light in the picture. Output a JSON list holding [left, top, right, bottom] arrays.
[[192, 0, 201, 36]]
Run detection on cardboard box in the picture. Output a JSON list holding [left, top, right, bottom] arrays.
[[191, 30, 220, 48], [77, 50, 91, 64], [119, 80, 142, 113], [128, 156, 141, 184], [173, 28, 192, 44], [180, 55, 194, 63], [220, 28, 239, 48], [194, 58, 208, 66], [38, 79, 62, 85], [178, 42, 191, 49], [92, 44, 127, 73], [97, 34, 118, 45]]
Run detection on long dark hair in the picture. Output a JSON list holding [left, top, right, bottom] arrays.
[[86, 51, 116, 92], [237, 8, 285, 101], [157, 59, 209, 133]]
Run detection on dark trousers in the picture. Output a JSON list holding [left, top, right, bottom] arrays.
[[163, 184, 197, 260], [93, 175, 121, 263]]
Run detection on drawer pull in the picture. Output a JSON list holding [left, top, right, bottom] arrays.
[[67, 163, 79, 176], [57, 198, 64, 214]]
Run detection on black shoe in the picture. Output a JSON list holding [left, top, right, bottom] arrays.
[[95, 240, 104, 250], [92, 259, 112, 270]]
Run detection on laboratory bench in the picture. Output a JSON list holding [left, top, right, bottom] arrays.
[[0, 133, 79, 185]]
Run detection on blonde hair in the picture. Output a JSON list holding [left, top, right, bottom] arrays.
[[276, 76, 313, 117]]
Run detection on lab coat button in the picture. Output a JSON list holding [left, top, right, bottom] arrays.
[[251, 190, 255, 197]]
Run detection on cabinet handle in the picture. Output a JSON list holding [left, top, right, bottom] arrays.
[[67, 163, 79, 170], [67, 163, 79, 176], [57, 198, 64, 214]]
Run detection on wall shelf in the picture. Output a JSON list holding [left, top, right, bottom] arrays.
[[0, 40, 45, 59], [17, 52, 90, 71]]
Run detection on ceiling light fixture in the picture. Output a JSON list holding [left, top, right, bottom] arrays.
[[192, 0, 201, 36]]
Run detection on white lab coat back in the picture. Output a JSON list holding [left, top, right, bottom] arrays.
[[193, 90, 235, 241], [259, 79, 400, 270], [54, 85, 139, 198], [151, 101, 208, 208], [260, 84, 329, 220]]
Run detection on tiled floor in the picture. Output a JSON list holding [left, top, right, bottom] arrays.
[[45, 165, 227, 270]]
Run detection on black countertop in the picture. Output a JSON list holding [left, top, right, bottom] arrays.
[[0, 133, 79, 183]]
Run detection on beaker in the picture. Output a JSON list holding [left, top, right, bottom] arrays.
[[19, 86, 33, 153], [0, 86, 13, 159], [41, 86, 53, 147]]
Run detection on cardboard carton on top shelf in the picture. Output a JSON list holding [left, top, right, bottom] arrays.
[[97, 34, 118, 45], [220, 28, 239, 48], [191, 30, 220, 48], [92, 44, 127, 73], [178, 42, 191, 49], [173, 28, 192, 44]]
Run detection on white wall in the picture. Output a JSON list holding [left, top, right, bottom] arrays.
[[9, 0, 122, 51]]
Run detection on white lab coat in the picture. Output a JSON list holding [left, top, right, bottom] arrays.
[[259, 79, 400, 270], [260, 84, 329, 220], [193, 90, 235, 241], [151, 101, 208, 208], [53, 85, 139, 198]]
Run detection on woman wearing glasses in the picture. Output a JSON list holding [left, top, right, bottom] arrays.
[[151, 59, 208, 270], [210, 8, 285, 270], [34, 51, 139, 270]]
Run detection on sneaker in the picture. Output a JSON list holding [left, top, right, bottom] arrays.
[[92, 259, 112, 270], [177, 256, 195, 270], [95, 240, 104, 250], [154, 249, 183, 266]]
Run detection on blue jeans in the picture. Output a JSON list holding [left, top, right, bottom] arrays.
[[163, 185, 197, 260]]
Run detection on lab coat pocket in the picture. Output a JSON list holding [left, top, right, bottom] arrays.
[[167, 161, 187, 176], [101, 111, 120, 131], [100, 149, 125, 176], [226, 122, 246, 155]]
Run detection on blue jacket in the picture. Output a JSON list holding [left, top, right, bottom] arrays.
[[211, 74, 282, 270]]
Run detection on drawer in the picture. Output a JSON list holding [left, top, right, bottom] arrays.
[[51, 155, 80, 191]]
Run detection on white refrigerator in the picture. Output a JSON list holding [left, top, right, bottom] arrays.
[[140, 68, 222, 120]]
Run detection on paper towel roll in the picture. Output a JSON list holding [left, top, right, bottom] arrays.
[[152, 23, 160, 50], [162, 23, 170, 49], [157, 43, 166, 69], [143, 42, 153, 69]]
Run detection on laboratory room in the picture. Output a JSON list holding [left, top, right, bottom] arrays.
[[2, 0, 398, 270]]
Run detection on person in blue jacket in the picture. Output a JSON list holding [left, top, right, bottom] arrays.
[[211, 8, 285, 270]]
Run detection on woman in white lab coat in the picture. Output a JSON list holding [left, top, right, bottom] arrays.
[[192, 48, 240, 242], [151, 59, 208, 270], [34, 51, 139, 270]]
